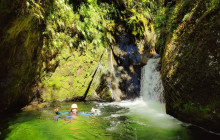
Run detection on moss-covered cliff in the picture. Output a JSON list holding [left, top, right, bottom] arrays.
[[0, 0, 47, 113], [37, 0, 112, 102], [159, 0, 220, 132], [0, 0, 115, 113]]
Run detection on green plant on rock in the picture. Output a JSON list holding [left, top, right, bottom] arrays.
[[154, 7, 166, 33], [43, 0, 79, 50], [76, 2, 116, 51], [26, 0, 45, 21], [124, 0, 154, 37]]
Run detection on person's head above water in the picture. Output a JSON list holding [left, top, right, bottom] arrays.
[[54, 103, 95, 116], [54, 108, 59, 113], [71, 104, 78, 114], [71, 104, 78, 109]]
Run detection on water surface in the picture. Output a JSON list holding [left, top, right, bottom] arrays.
[[1, 100, 219, 140]]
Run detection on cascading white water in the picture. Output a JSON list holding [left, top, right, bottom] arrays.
[[96, 57, 192, 134], [140, 58, 164, 103], [107, 48, 114, 99], [107, 47, 124, 101]]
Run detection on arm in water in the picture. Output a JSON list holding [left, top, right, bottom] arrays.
[[54, 108, 69, 115], [54, 108, 93, 116], [63, 112, 93, 119], [78, 108, 97, 116], [53, 108, 69, 121], [53, 106, 95, 120], [54, 112, 92, 120], [66, 111, 94, 119], [78, 112, 93, 116]]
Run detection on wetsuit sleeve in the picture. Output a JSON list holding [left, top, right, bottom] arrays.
[[78, 112, 92, 116], [56, 112, 69, 115]]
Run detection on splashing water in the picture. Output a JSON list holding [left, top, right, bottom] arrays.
[[97, 57, 184, 133]]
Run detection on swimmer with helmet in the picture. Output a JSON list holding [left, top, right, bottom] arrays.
[[54, 103, 95, 120]]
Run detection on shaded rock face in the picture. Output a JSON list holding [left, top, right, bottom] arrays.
[[0, 1, 45, 114], [92, 71, 113, 102], [112, 31, 143, 99], [0, 35, 43, 113], [160, 0, 220, 132]]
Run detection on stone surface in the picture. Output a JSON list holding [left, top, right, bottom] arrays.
[[160, 0, 220, 132]]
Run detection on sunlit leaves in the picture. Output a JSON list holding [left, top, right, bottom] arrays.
[[76, 2, 116, 51], [26, 0, 45, 20], [127, 12, 151, 37], [43, 0, 79, 53]]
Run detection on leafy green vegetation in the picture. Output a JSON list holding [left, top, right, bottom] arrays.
[[37, 0, 115, 101]]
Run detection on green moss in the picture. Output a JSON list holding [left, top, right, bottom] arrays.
[[178, 102, 216, 122], [40, 45, 108, 101], [100, 87, 112, 101], [161, 0, 220, 132]]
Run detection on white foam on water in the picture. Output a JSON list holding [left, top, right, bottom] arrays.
[[100, 58, 184, 129], [91, 107, 101, 116], [100, 98, 182, 129]]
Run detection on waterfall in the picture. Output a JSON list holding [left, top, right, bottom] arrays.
[[140, 58, 164, 103], [107, 48, 114, 99]]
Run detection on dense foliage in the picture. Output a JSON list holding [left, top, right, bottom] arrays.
[[37, 0, 115, 101]]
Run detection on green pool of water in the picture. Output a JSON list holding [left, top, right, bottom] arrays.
[[0, 99, 219, 140]]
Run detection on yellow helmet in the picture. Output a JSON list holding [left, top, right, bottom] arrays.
[[71, 104, 78, 109]]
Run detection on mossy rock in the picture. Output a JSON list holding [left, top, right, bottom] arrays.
[[161, 0, 220, 132]]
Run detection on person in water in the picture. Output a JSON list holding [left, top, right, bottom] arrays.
[[54, 104, 94, 120]]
